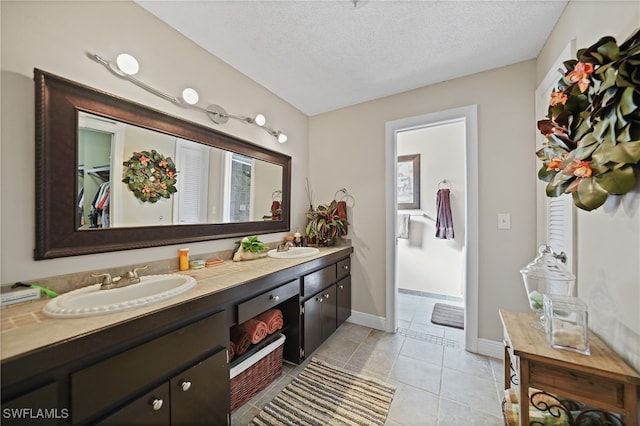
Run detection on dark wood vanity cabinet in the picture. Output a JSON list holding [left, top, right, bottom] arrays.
[[1, 247, 353, 425], [300, 256, 352, 359]]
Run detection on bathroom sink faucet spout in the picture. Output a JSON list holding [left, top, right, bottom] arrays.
[[277, 241, 294, 252]]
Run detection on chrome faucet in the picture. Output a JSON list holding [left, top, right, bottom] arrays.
[[92, 266, 148, 290], [277, 241, 294, 252]]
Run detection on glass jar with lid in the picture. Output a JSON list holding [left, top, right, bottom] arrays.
[[520, 244, 576, 326]]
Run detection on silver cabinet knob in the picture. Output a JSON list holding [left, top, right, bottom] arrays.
[[180, 381, 191, 391], [270, 295, 280, 301], [338, 284, 344, 289], [316, 296, 323, 302], [323, 293, 330, 299], [343, 265, 349, 270], [151, 399, 163, 411]]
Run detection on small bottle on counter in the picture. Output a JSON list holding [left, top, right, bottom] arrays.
[[294, 229, 302, 247], [178, 248, 190, 271]]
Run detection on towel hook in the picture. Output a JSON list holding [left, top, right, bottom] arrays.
[[334, 188, 356, 208], [438, 180, 451, 190]]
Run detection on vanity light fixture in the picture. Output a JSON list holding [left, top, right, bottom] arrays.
[[89, 53, 288, 143]]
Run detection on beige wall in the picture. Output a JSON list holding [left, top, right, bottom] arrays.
[[536, 1, 640, 371], [310, 59, 538, 342], [0, 1, 309, 285]]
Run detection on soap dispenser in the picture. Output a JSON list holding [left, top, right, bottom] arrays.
[[294, 228, 302, 247]]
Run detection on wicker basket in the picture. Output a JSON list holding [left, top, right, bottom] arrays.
[[230, 334, 285, 412]]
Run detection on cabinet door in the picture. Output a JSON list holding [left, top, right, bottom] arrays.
[[303, 286, 337, 358], [171, 349, 229, 426], [96, 382, 170, 426], [1, 382, 60, 426], [320, 285, 337, 342], [303, 294, 324, 357], [336, 276, 351, 327]]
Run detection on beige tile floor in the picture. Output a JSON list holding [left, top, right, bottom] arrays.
[[232, 292, 505, 425]]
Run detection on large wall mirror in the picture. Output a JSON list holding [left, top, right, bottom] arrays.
[[35, 69, 291, 259]]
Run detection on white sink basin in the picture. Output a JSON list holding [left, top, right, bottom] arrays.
[[43, 274, 196, 318], [267, 247, 320, 259]]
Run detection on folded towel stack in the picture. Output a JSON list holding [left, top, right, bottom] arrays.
[[229, 309, 284, 360], [230, 324, 252, 357], [255, 309, 283, 334]]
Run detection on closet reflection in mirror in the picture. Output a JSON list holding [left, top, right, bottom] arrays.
[[77, 112, 283, 230]]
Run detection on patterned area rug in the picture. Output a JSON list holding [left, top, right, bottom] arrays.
[[431, 303, 464, 329], [249, 358, 396, 426]]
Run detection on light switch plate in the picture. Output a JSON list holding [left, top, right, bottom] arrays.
[[498, 213, 511, 230]]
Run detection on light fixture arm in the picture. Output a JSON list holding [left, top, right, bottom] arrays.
[[89, 53, 288, 143]]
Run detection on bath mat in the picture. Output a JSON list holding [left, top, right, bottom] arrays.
[[431, 303, 464, 329], [249, 357, 396, 426]]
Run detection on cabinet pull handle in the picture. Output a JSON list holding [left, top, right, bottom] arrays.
[[151, 399, 163, 411], [180, 381, 192, 391], [270, 295, 280, 301], [339, 284, 344, 289], [324, 293, 330, 299], [316, 296, 323, 302], [343, 265, 349, 270]]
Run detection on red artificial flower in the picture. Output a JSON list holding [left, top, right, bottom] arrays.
[[549, 90, 568, 106], [566, 62, 594, 93], [571, 160, 592, 178], [139, 156, 150, 166]]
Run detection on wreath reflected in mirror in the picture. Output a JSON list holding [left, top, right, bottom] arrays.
[[122, 150, 178, 203], [536, 29, 640, 211]]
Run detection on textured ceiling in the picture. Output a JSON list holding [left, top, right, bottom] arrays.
[[136, 0, 568, 116]]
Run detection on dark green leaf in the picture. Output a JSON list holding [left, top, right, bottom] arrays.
[[595, 165, 636, 194]]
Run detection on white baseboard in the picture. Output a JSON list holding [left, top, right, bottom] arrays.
[[346, 310, 388, 331], [476, 338, 504, 359]]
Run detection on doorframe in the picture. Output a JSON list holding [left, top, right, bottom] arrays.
[[385, 105, 479, 352]]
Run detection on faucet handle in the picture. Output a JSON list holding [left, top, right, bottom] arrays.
[[91, 272, 119, 284], [129, 265, 149, 279]]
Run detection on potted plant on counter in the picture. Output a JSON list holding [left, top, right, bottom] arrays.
[[305, 200, 347, 246]]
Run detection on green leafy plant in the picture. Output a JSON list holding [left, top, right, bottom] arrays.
[[305, 200, 347, 245], [239, 236, 269, 254], [122, 150, 178, 203], [536, 29, 640, 211]]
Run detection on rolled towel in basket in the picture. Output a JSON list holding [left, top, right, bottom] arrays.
[[239, 318, 268, 344], [230, 325, 251, 356], [228, 340, 236, 361], [254, 309, 284, 334]]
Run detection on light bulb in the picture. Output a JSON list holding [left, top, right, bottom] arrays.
[[277, 133, 288, 144], [116, 53, 139, 76], [181, 88, 199, 105], [254, 114, 266, 126]]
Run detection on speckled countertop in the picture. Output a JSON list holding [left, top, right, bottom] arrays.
[[0, 246, 351, 361]]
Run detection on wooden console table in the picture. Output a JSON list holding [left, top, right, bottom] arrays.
[[499, 310, 639, 426]]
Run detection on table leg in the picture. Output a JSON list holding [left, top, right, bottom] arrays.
[[503, 345, 510, 390], [519, 359, 530, 426], [623, 382, 637, 426]]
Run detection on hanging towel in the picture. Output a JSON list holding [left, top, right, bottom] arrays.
[[254, 309, 284, 334], [397, 214, 410, 239], [336, 200, 349, 234], [435, 189, 454, 239]]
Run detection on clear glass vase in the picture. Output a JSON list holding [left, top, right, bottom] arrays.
[[520, 245, 576, 328]]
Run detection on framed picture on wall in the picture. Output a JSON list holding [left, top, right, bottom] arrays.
[[397, 154, 420, 209]]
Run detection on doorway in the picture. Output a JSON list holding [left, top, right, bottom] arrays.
[[385, 105, 479, 352]]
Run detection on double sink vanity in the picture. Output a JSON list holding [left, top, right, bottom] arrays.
[[1, 245, 353, 425]]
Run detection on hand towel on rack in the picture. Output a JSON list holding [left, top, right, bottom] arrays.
[[336, 200, 349, 234], [397, 214, 410, 239], [435, 189, 454, 239], [254, 309, 283, 334]]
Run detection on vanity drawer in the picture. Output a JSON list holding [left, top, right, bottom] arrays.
[[71, 310, 225, 424], [337, 258, 351, 279], [237, 280, 298, 323], [302, 265, 336, 297]]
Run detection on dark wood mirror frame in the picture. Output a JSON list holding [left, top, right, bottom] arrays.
[[34, 69, 291, 259]]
